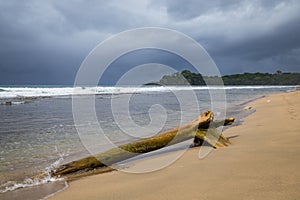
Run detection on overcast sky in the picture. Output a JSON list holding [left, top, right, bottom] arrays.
[[0, 0, 300, 85]]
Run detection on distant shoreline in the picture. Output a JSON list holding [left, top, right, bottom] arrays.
[[146, 70, 300, 86]]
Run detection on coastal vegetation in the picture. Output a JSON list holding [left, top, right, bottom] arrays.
[[146, 70, 300, 85]]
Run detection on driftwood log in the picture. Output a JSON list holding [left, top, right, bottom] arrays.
[[51, 111, 234, 177]]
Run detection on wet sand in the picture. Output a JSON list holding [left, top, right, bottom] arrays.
[[50, 91, 300, 200]]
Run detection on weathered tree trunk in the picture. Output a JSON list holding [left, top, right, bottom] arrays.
[[51, 111, 234, 177]]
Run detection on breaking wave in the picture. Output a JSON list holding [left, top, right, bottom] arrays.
[[0, 85, 296, 99], [0, 155, 65, 193]]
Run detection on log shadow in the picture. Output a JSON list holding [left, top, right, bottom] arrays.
[[190, 138, 215, 148], [227, 135, 239, 139]]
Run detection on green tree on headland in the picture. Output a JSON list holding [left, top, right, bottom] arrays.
[[146, 70, 300, 85]]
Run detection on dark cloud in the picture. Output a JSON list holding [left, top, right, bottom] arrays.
[[0, 0, 299, 85], [53, 1, 138, 32], [100, 49, 195, 85], [170, 0, 300, 74], [158, 0, 241, 21]]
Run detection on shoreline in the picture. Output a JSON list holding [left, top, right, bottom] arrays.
[[48, 91, 300, 200], [0, 90, 298, 199], [59, 92, 265, 180]]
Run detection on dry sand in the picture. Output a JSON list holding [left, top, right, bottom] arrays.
[[50, 91, 300, 200]]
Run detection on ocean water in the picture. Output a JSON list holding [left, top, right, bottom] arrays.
[[0, 85, 297, 196]]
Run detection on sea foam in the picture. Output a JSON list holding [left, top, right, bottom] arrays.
[[0, 154, 65, 193]]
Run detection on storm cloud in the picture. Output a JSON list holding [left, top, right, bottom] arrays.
[[0, 0, 299, 84]]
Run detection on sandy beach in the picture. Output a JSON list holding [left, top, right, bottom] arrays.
[[50, 91, 300, 200]]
